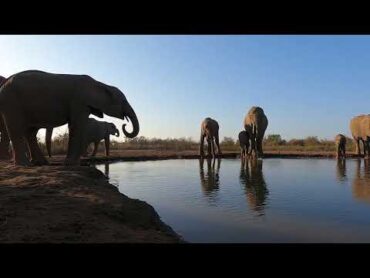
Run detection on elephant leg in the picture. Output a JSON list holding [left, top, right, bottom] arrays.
[[342, 145, 346, 158], [64, 108, 89, 166], [0, 116, 11, 160], [91, 141, 99, 157], [256, 136, 263, 157], [200, 134, 205, 157], [25, 128, 49, 166], [2, 114, 30, 166], [365, 140, 370, 159], [207, 137, 212, 157], [355, 139, 360, 156], [211, 137, 216, 158], [215, 133, 222, 155], [82, 144, 89, 157], [336, 144, 340, 159], [104, 136, 110, 157]]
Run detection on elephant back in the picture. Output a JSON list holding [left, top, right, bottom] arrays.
[[350, 115, 370, 139], [201, 117, 219, 134], [244, 106, 268, 132]]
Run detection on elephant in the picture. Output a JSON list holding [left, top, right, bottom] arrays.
[[244, 106, 268, 158], [238, 130, 250, 159], [0, 75, 11, 160], [239, 157, 269, 215], [199, 157, 221, 197], [0, 70, 139, 166], [350, 115, 370, 158], [199, 117, 222, 158], [45, 118, 120, 158], [335, 134, 346, 159]]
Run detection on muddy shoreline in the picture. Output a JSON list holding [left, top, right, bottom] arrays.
[[72, 150, 361, 165], [0, 161, 183, 243]]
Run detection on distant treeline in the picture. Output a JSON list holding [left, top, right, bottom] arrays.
[[39, 132, 356, 155]]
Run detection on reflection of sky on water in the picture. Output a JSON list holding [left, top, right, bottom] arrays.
[[96, 158, 370, 243]]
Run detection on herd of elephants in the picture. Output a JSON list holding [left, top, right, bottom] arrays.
[[0, 70, 369, 167]]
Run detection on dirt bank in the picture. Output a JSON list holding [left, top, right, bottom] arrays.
[[0, 161, 183, 243]]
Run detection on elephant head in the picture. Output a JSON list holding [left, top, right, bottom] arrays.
[[106, 122, 120, 137], [84, 80, 140, 139]]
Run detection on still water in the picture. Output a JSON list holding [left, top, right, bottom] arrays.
[[96, 158, 370, 243]]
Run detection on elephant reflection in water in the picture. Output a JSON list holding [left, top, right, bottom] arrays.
[[199, 157, 221, 197], [239, 158, 269, 215], [336, 159, 347, 182], [352, 159, 370, 203]]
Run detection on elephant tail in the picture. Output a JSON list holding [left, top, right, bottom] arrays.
[[45, 128, 53, 158]]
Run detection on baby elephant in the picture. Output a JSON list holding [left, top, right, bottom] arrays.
[[335, 134, 346, 159], [46, 118, 120, 158], [200, 117, 222, 158], [238, 131, 250, 159]]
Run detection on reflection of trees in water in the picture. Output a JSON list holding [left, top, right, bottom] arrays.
[[352, 159, 370, 203], [239, 158, 269, 216], [199, 157, 221, 198], [336, 159, 347, 182]]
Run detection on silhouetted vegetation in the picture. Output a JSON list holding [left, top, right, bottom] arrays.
[[39, 132, 357, 155]]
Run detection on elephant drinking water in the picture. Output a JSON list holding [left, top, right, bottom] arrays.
[[0, 70, 139, 166], [199, 117, 222, 158], [350, 115, 370, 158], [244, 106, 268, 158], [335, 134, 346, 159], [46, 118, 120, 158]]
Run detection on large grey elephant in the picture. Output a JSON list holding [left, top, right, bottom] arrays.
[[0, 75, 11, 160], [199, 117, 222, 158], [350, 115, 370, 157], [335, 134, 346, 159], [238, 130, 250, 159], [0, 70, 139, 166], [244, 106, 268, 158], [46, 118, 120, 158]]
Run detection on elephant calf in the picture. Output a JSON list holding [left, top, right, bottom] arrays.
[[238, 130, 250, 159], [200, 117, 222, 158], [46, 118, 120, 158], [335, 134, 346, 159]]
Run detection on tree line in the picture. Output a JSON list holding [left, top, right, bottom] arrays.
[[38, 132, 356, 155]]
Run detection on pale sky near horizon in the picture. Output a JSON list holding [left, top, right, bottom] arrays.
[[0, 35, 369, 142]]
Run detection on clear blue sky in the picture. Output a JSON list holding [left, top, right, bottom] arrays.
[[0, 35, 369, 142]]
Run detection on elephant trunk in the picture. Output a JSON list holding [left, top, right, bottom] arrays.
[[122, 104, 139, 138], [45, 128, 53, 158]]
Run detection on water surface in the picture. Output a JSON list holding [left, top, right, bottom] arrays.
[[96, 158, 370, 243]]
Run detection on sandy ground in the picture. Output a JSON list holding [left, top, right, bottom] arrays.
[[0, 161, 183, 243]]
